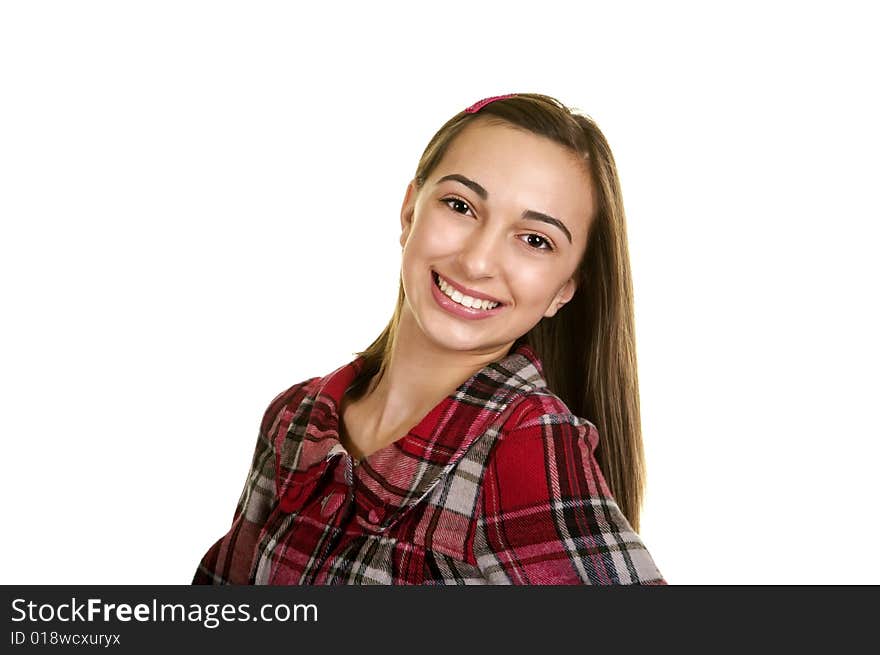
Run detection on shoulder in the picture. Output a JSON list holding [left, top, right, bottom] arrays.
[[489, 388, 611, 499], [500, 388, 599, 451], [258, 376, 323, 445], [474, 388, 664, 584]]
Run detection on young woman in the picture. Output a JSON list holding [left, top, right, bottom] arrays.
[[193, 93, 666, 585]]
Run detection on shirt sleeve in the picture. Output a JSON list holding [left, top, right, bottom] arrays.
[[191, 381, 312, 585], [474, 399, 666, 585]]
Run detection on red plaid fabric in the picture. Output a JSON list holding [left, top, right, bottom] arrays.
[[193, 343, 665, 585]]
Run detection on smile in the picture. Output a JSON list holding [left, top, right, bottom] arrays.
[[430, 271, 506, 319]]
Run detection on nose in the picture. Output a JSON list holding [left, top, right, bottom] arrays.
[[456, 223, 504, 280]]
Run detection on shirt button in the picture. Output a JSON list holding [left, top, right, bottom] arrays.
[[320, 492, 345, 517]]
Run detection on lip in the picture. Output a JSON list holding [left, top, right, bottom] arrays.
[[429, 270, 506, 320], [432, 270, 505, 304]]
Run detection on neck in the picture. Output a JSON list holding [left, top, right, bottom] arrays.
[[356, 305, 513, 446]]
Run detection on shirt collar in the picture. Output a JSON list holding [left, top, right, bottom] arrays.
[[277, 342, 547, 530]]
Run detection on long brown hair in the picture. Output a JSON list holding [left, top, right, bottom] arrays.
[[351, 93, 647, 531]]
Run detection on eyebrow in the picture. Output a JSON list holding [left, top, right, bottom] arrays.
[[436, 173, 573, 243]]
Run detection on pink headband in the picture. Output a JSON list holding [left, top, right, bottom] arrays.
[[464, 93, 517, 114]]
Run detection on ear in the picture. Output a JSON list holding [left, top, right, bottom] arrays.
[[543, 277, 577, 318], [400, 179, 417, 248]]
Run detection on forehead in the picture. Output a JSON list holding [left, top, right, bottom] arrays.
[[429, 118, 595, 239]]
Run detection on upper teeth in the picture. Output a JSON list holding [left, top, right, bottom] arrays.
[[436, 275, 499, 310]]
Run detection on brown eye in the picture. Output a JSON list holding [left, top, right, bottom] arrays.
[[441, 197, 472, 215], [519, 233, 554, 251]]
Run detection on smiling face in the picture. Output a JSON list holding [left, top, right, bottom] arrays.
[[398, 117, 596, 356]]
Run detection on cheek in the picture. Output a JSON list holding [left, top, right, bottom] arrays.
[[510, 268, 566, 308], [511, 267, 545, 297], [406, 213, 467, 259]]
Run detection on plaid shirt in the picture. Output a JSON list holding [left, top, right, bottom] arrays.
[[193, 343, 665, 585]]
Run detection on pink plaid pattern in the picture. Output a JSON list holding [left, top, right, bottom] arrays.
[[193, 343, 665, 585]]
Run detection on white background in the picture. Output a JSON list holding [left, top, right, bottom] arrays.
[[1, 1, 877, 585]]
